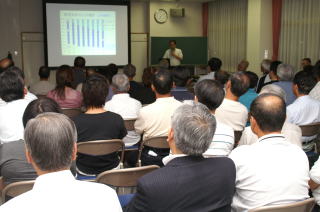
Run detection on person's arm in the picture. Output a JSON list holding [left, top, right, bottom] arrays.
[[310, 157, 320, 190], [171, 49, 183, 61], [134, 110, 145, 135], [163, 50, 169, 59]]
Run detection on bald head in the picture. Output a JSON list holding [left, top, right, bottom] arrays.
[[237, 60, 249, 72], [250, 94, 286, 133], [0, 58, 14, 74]]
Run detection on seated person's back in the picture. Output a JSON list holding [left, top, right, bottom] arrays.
[[47, 65, 82, 108], [230, 94, 309, 211], [29, 66, 55, 96], [273, 64, 296, 105], [73, 74, 127, 175], [171, 67, 194, 101], [239, 71, 258, 111], [0, 71, 31, 143], [216, 72, 250, 131], [126, 103, 235, 212], [0, 113, 121, 212]]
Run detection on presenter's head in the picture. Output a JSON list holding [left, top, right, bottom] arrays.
[[169, 40, 177, 50]]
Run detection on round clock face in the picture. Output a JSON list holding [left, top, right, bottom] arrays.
[[154, 9, 168, 24]]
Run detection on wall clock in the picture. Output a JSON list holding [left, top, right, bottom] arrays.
[[154, 9, 168, 24]]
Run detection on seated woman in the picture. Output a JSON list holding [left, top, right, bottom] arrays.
[[47, 65, 82, 108], [0, 97, 62, 189], [72, 74, 127, 176]]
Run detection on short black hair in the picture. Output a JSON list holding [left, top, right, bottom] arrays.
[[169, 40, 176, 44], [303, 65, 314, 74], [245, 71, 259, 89], [23, 97, 62, 128], [250, 93, 286, 132], [82, 74, 109, 108], [152, 69, 173, 95], [215, 70, 230, 85], [38, 66, 50, 79], [313, 65, 320, 80], [123, 64, 136, 78], [270, 61, 282, 74], [74, 56, 86, 68], [208, 57, 222, 72], [172, 67, 191, 87], [293, 70, 317, 95], [6, 66, 25, 79], [195, 79, 225, 111], [104, 63, 118, 83], [303, 58, 311, 64], [230, 72, 250, 97], [0, 71, 24, 102]]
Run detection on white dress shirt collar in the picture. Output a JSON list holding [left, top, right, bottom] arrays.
[[257, 134, 285, 143], [162, 154, 187, 165], [155, 96, 176, 103]]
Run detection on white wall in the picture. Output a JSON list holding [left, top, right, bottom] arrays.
[[149, 1, 203, 37]]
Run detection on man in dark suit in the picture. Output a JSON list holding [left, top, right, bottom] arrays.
[[125, 103, 236, 212]]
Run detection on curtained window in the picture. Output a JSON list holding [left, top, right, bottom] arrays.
[[208, 0, 248, 72], [279, 0, 320, 70]]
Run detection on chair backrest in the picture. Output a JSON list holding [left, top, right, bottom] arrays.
[[2, 180, 35, 202], [96, 165, 159, 188], [77, 139, 125, 163], [124, 119, 136, 131], [300, 123, 320, 137], [62, 108, 82, 118], [249, 198, 315, 212]]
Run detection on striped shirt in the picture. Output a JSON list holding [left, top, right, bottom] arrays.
[[204, 120, 234, 157]]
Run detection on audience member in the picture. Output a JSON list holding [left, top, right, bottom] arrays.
[[287, 70, 320, 152], [135, 70, 181, 166], [72, 56, 86, 88], [230, 94, 309, 211], [239, 84, 302, 147], [0, 113, 122, 211], [29, 66, 55, 95], [215, 72, 250, 131], [301, 57, 312, 68], [126, 103, 236, 212], [215, 70, 230, 88], [0, 71, 31, 142], [105, 73, 141, 147], [76, 68, 96, 92], [194, 79, 234, 156], [303, 65, 314, 74], [309, 157, 320, 209], [273, 64, 296, 105], [256, 59, 271, 93], [47, 65, 82, 108], [103, 63, 118, 101], [171, 67, 194, 101], [239, 71, 258, 111], [310, 65, 320, 101], [198, 57, 222, 81], [73, 74, 127, 175], [264, 60, 281, 86], [124, 64, 156, 104], [237, 59, 249, 72]]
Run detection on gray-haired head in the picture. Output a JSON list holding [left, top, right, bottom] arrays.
[[277, 64, 294, 81], [260, 84, 287, 103], [171, 103, 216, 156], [112, 73, 130, 93], [261, 59, 271, 72], [24, 112, 77, 171]]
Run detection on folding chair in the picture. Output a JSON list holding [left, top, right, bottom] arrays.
[[2, 180, 35, 203], [249, 198, 315, 212]]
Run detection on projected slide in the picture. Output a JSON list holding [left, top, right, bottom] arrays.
[[60, 10, 116, 56]]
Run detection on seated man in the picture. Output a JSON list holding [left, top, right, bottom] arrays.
[[105, 73, 142, 147], [126, 103, 236, 212], [309, 157, 320, 210], [239, 84, 302, 147], [29, 66, 55, 96], [171, 67, 194, 101], [0, 71, 32, 143], [135, 70, 182, 166], [198, 57, 222, 82], [273, 64, 296, 105], [237, 59, 249, 72], [215, 70, 230, 89], [0, 113, 122, 211], [215, 72, 250, 131], [309, 65, 320, 101], [239, 71, 258, 111], [72, 56, 86, 89], [256, 59, 272, 93], [287, 70, 320, 152], [194, 79, 234, 156], [230, 94, 309, 211]]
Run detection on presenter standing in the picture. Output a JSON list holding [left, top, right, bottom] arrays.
[[162, 40, 183, 67]]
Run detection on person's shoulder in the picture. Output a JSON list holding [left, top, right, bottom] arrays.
[[216, 121, 233, 133], [229, 144, 253, 160], [0, 190, 32, 211]]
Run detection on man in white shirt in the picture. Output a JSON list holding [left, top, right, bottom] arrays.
[[29, 66, 55, 96], [135, 70, 181, 166], [0, 113, 122, 212], [0, 71, 32, 143], [216, 72, 250, 132], [239, 84, 302, 147], [309, 157, 320, 209], [105, 73, 142, 147], [198, 57, 222, 82], [287, 70, 320, 152], [229, 94, 310, 212], [194, 79, 234, 156], [162, 40, 183, 67], [309, 66, 320, 101]]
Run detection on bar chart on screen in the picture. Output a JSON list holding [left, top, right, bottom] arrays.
[[60, 10, 116, 56]]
